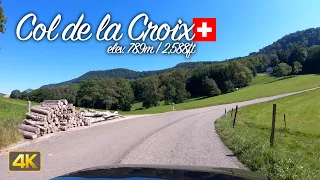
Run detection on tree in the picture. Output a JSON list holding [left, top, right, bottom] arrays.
[[223, 80, 235, 93], [162, 84, 176, 105], [10, 90, 21, 99], [140, 76, 161, 108], [0, 0, 7, 34], [76, 79, 100, 108], [114, 78, 134, 111], [229, 62, 253, 87], [304, 45, 320, 73], [21, 89, 33, 101], [293, 61, 302, 74], [202, 76, 221, 97], [274, 63, 292, 77], [288, 45, 308, 65]]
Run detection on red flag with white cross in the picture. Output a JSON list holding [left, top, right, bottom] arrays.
[[192, 18, 216, 42]]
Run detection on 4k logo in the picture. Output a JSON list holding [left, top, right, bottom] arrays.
[[9, 151, 41, 171]]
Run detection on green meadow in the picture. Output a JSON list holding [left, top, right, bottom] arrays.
[[216, 88, 320, 179], [120, 74, 320, 115]]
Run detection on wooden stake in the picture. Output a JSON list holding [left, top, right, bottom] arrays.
[[284, 114, 286, 129], [270, 104, 277, 147], [225, 108, 227, 117], [27, 101, 31, 113], [233, 105, 238, 129], [231, 108, 234, 117]]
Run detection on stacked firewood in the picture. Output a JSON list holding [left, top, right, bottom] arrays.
[[81, 109, 122, 126], [18, 99, 123, 139]]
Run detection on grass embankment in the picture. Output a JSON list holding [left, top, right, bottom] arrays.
[[0, 97, 38, 149], [216, 88, 320, 179], [121, 74, 320, 115]]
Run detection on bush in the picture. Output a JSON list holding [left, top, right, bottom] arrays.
[[274, 63, 292, 77]]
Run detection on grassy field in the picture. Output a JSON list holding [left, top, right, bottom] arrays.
[[120, 74, 320, 115], [216, 88, 320, 179], [0, 97, 39, 149]]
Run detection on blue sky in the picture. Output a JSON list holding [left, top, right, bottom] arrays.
[[0, 0, 319, 94]]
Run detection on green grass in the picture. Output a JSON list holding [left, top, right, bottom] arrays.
[[0, 97, 39, 149], [249, 73, 278, 85], [120, 74, 320, 115], [216, 88, 320, 180]]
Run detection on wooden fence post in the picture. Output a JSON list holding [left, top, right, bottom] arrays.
[[270, 104, 277, 147], [27, 101, 31, 113], [225, 108, 227, 117], [233, 105, 238, 129], [231, 108, 234, 117], [284, 114, 286, 129]]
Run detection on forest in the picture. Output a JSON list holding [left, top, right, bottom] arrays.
[[10, 28, 320, 111]]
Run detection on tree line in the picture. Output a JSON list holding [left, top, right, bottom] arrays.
[[10, 43, 320, 111]]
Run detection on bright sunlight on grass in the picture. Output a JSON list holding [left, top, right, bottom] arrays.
[[216, 88, 320, 180], [121, 74, 320, 115]]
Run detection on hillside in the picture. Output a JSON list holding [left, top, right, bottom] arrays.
[[41, 62, 218, 88], [41, 27, 320, 89], [257, 27, 320, 54]]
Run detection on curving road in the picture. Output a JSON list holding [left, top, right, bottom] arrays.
[[0, 87, 318, 180]]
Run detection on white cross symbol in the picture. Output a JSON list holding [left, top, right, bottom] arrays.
[[197, 22, 212, 37]]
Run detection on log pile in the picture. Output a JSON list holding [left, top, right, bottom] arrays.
[[18, 100, 123, 139], [81, 109, 122, 126]]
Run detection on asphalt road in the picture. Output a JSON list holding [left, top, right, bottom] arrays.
[[0, 87, 318, 180]]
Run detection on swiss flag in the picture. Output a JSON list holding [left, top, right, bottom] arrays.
[[193, 18, 216, 42]]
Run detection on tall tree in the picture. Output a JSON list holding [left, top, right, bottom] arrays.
[[114, 78, 134, 111], [0, 0, 7, 34], [202, 76, 221, 97], [76, 79, 100, 108], [288, 45, 308, 65]]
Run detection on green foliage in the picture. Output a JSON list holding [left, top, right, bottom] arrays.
[[274, 63, 292, 77], [223, 80, 235, 93], [9, 90, 21, 99], [216, 88, 320, 179], [293, 61, 302, 74], [77, 79, 101, 108], [75, 78, 133, 111], [288, 46, 308, 65], [259, 27, 320, 54], [140, 76, 161, 108], [201, 76, 221, 97], [121, 74, 320, 115], [304, 45, 320, 73], [114, 78, 134, 111], [0, 0, 7, 34], [229, 62, 253, 87]]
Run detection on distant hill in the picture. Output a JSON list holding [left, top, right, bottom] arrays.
[[41, 62, 218, 88], [0, 93, 4, 97], [42, 27, 320, 88], [257, 27, 320, 54]]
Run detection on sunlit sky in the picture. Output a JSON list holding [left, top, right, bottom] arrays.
[[0, 0, 319, 94]]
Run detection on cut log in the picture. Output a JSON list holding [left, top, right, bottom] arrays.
[[59, 126, 68, 131], [19, 130, 37, 139], [31, 107, 51, 116], [23, 120, 46, 131], [18, 124, 40, 135]]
